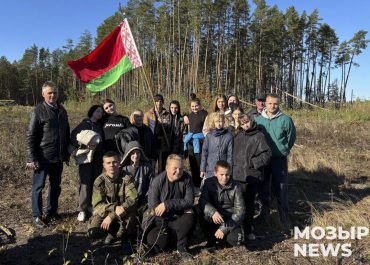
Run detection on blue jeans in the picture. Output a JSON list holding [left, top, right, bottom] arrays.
[[32, 162, 63, 218], [260, 157, 289, 223]]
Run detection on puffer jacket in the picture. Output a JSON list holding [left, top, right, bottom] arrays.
[[200, 128, 233, 178], [233, 123, 271, 183], [26, 102, 70, 163], [199, 177, 245, 234]]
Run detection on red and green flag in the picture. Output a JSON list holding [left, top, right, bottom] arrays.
[[67, 19, 142, 93]]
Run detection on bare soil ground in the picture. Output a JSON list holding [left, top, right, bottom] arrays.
[[0, 104, 369, 265]]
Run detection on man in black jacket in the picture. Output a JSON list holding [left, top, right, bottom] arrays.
[[247, 93, 266, 122], [144, 154, 195, 260], [199, 160, 245, 247], [26, 81, 70, 228]]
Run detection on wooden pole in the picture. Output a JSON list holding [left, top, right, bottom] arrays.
[[276, 87, 328, 111], [239, 99, 256, 107]]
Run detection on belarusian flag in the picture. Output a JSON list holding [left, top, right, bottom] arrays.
[[67, 19, 142, 93]]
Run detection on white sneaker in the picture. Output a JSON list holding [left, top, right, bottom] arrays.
[[77, 211, 86, 222], [247, 233, 256, 240]]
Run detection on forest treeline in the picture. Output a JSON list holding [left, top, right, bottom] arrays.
[[0, 0, 368, 107]]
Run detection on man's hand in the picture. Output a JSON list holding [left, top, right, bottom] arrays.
[[115, 206, 125, 216], [101, 216, 112, 230], [183, 116, 189, 125], [26, 161, 39, 170], [215, 229, 224, 239], [200, 171, 205, 178], [212, 211, 224, 225], [154, 203, 166, 216]]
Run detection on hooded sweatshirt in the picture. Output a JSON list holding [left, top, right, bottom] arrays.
[[255, 108, 296, 158]]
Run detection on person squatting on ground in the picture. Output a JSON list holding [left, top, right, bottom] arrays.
[[255, 93, 296, 227], [183, 97, 208, 187], [71, 105, 105, 222], [120, 141, 154, 208], [199, 160, 245, 248], [26, 81, 70, 228], [102, 99, 131, 153], [87, 151, 138, 245], [143, 154, 195, 260], [233, 114, 271, 240], [200, 112, 233, 180]]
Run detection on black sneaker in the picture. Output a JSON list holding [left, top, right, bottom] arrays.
[[104, 233, 115, 245], [201, 241, 217, 253], [44, 212, 61, 223], [121, 239, 133, 255], [86, 228, 104, 239], [33, 217, 47, 228], [177, 250, 193, 261]]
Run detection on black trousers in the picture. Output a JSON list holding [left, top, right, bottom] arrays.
[[199, 215, 243, 247], [239, 182, 258, 234], [146, 213, 194, 252], [259, 157, 290, 224], [188, 152, 201, 187]]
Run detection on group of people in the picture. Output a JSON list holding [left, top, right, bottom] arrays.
[[26, 81, 296, 260]]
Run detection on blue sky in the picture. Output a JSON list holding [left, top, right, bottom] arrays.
[[1, 0, 369, 99]]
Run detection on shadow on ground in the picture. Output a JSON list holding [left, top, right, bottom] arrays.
[[0, 231, 130, 265], [1, 167, 369, 264]]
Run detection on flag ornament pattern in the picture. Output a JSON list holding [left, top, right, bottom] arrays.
[[67, 18, 142, 93]]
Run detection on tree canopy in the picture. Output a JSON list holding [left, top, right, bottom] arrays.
[[0, 0, 368, 106]]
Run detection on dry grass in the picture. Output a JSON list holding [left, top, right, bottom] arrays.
[[0, 101, 369, 264]]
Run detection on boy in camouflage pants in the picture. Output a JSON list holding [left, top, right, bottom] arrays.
[[88, 151, 138, 245]]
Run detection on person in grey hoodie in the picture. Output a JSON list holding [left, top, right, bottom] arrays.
[[120, 141, 154, 207]]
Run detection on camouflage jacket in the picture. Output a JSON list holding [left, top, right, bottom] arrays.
[[92, 170, 138, 222]]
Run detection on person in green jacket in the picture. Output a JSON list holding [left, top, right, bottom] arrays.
[[255, 93, 296, 228], [87, 151, 138, 245]]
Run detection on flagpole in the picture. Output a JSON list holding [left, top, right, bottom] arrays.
[[239, 99, 256, 107], [139, 67, 170, 148], [276, 87, 328, 111]]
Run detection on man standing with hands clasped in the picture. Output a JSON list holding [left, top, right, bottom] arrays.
[[26, 81, 70, 228], [255, 93, 296, 228]]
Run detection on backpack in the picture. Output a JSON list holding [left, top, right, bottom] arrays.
[[115, 126, 139, 156]]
